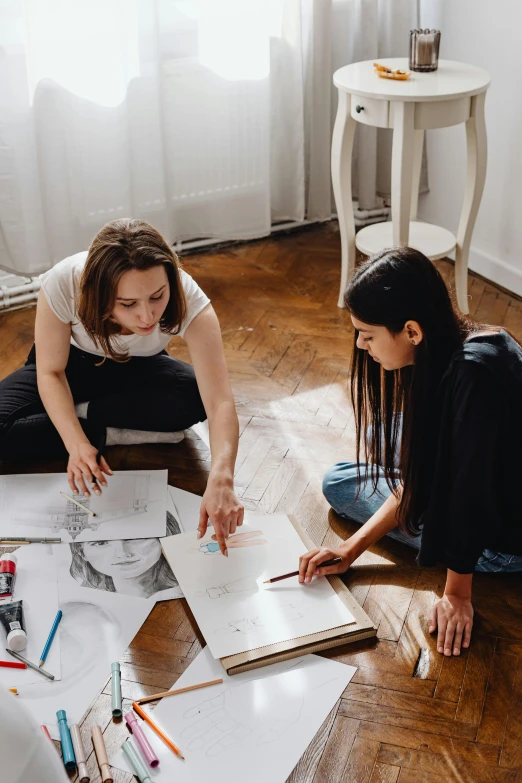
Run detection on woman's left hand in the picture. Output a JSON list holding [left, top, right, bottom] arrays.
[[198, 474, 244, 555], [428, 594, 474, 656]]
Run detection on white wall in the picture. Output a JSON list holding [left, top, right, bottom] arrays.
[[418, 1, 522, 295]]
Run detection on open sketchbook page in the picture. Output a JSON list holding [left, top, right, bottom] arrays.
[[111, 646, 356, 783], [162, 514, 355, 659], [0, 470, 168, 542], [0, 547, 61, 687]]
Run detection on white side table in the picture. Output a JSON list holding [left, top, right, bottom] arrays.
[[331, 59, 490, 312]]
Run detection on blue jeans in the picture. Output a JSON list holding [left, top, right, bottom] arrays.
[[322, 461, 522, 574]]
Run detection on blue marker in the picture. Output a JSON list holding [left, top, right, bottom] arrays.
[[39, 610, 63, 667], [56, 709, 76, 771]]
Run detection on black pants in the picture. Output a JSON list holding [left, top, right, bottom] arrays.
[[0, 345, 207, 460]]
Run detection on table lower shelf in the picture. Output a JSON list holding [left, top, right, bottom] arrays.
[[355, 220, 456, 260]]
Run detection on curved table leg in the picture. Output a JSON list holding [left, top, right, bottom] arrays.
[[331, 90, 356, 308], [410, 129, 424, 220], [391, 101, 415, 246], [455, 91, 487, 314]]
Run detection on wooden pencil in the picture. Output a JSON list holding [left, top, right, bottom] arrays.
[[136, 678, 223, 705], [132, 701, 185, 760], [263, 557, 343, 583], [59, 491, 96, 516]]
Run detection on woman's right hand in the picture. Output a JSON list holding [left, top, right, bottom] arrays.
[[298, 544, 358, 584], [67, 441, 112, 497]]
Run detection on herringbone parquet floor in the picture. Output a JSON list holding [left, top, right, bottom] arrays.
[[1, 223, 522, 782]]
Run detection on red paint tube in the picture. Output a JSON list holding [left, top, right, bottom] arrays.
[[0, 554, 17, 602]]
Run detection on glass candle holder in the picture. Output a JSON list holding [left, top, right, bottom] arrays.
[[409, 29, 441, 72]]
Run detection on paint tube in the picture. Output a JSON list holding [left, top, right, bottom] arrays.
[[0, 553, 17, 602], [0, 599, 27, 651]]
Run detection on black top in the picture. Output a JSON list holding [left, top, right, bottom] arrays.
[[418, 330, 522, 573]]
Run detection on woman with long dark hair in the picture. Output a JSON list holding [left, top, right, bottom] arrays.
[[299, 247, 522, 656]]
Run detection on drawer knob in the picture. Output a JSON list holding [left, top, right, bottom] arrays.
[[355, 105, 364, 113]]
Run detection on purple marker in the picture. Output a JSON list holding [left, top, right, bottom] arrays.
[[125, 712, 160, 768]]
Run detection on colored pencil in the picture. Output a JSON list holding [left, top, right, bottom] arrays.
[[0, 659, 26, 670], [9, 688, 18, 695], [136, 678, 223, 705], [39, 610, 63, 667], [59, 492, 96, 516], [41, 725, 52, 740], [263, 557, 343, 583], [6, 649, 55, 680], [0, 537, 62, 544], [132, 701, 185, 760]]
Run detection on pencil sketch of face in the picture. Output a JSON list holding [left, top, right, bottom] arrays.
[[82, 538, 161, 580], [68, 511, 180, 599]]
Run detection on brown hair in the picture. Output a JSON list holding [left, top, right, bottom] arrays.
[[77, 218, 187, 362]]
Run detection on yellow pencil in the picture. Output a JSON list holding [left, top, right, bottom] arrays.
[[132, 701, 184, 760]]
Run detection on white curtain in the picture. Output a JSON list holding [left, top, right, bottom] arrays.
[[0, 0, 416, 276]]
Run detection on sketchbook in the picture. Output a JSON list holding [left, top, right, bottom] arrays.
[[162, 513, 375, 674], [219, 515, 376, 674]]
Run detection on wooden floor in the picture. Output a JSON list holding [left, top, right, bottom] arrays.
[[1, 223, 522, 782]]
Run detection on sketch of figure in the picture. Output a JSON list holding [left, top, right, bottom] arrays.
[[180, 664, 315, 757], [4, 474, 151, 540], [68, 511, 180, 599], [199, 530, 267, 555], [205, 576, 259, 599], [219, 605, 303, 636]]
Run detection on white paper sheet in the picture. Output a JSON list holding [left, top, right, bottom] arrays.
[[111, 647, 356, 783], [161, 514, 355, 659], [0, 547, 61, 687], [168, 486, 201, 533], [16, 580, 152, 737], [51, 488, 185, 603], [0, 470, 168, 542]]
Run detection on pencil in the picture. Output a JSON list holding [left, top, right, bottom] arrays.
[[9, 688, 18, 695], [132, 701, 185, 760], [136, 678, 223, 705], [6, 649, 55, 680], [0, 660, 26, 670], [60, 491, 96, 516], [39, 610, 63, 667], [263, 557, 343, 583], [0, 537, 62, 544]]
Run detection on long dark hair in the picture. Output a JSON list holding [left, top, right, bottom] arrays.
[[346, 247, 480, 536], [77, 218, 187, 362], [69, 512, 180, 594]]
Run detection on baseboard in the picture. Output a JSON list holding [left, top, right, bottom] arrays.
[[467, 246, 522, 299]]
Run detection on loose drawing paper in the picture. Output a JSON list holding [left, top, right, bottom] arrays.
[[161, 514, 355, 659], [0, 547, 61, 687], [0, 470, 168, 542], [17, 579, 152, 738], [52, 488, 184, 602], [111, 646, 357, 783]]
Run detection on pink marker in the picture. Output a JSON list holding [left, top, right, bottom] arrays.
[[125, 711, 160, 768]]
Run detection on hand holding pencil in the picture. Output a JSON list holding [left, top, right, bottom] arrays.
[[297, 546, 354, 583]]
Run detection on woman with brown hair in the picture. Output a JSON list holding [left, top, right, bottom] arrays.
[[0, 218, 243, 552]]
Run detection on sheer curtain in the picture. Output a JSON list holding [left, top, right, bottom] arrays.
[[0, 0, 416, 276]]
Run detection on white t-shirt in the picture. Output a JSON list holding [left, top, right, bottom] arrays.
[[39, 251, 210, 357]]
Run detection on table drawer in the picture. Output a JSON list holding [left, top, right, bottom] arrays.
[[350, 95, 389, 128]]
